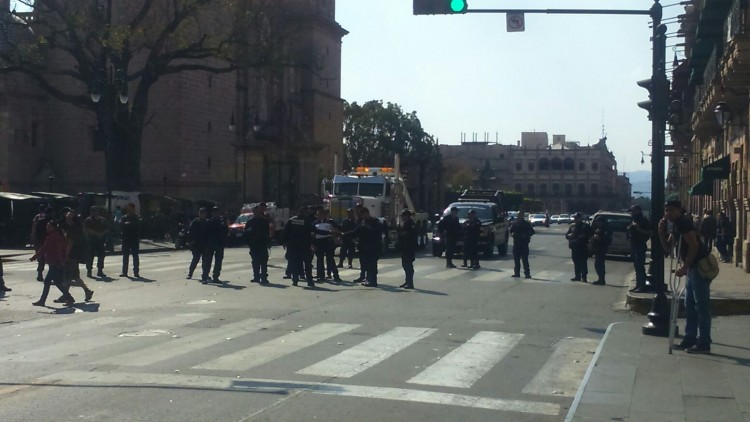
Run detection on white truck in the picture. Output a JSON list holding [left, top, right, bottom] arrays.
[[327, 154, 428, 251]]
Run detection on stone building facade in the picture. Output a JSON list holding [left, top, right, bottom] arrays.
[[669, 0, 750, 271], [440, 132, 632, 214], [0, 0, 346, 211]]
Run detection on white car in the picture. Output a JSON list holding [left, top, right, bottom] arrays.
[[528, 213, 548, 226], [591, 211, 634, 256], [557, 214, 570, 224], [550, 215, 560, 224]]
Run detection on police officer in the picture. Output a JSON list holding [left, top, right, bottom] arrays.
[[590, 216, 612, 286], [338, 208, 357, 269], [186, 207, 209, 280], [463, 209, 482, 270], [282, 207, 315, 287], [208, 207, 228, 282], [245, 206, 271, 284], [346, 208, 382, 287], [313, 208, 341, 282], [84, 206, 108, 278], [437, 207, 461, 268], [119, 203, 141, 278], [627, 205, 652, 292], [509, 210, 535, 278], [398, 209, 418, 289], [565, 212, 592, 282]]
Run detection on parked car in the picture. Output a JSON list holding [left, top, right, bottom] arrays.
[[591, 210, 633, 256], [550, 215, 560, 224], [528, 213, 548, 227], [227, 213, 252, 245], [557, 213, 570, 224], [507, 210, 519, 222]]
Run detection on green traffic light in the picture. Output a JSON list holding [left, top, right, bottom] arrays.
[[450, 0, 467, 13]]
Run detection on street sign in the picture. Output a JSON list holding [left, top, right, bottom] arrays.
[[506, 13, 525, 32]]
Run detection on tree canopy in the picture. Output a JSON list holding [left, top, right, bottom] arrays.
[[343, 100, 441, 169]]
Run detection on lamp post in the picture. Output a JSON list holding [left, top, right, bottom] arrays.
[[48, 175, 54, 192], [229, 112, 261, 204]]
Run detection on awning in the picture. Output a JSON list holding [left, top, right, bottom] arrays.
[[689, 178, 713, 196], [702, 155, 730, 180]]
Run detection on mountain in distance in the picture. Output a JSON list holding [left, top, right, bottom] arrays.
[[626, 170, 652, 198]]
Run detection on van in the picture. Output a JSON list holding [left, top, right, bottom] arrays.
[[591, 211, 633, 256]]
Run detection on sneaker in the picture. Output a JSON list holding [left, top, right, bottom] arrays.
[[53, 296, 66, 303], [32, 301, 46, 307], [592, 280, 605, 285], [524, 275, 532, 279], [85, 289, 94, 302], [446, 263, 457, 269], [686, 344, 711, 354], [119, 273, 128, 277], [97, 271, 105, 277], [307, 281, 315, 287], [672, 339, 696, 350], [133, 272, 139, 278], [186, 274, 193, 280], [570, 277, 581, 281], [62, 296, 75, 306], [511, 274, 521, 278], [581, 277, 588, 283]]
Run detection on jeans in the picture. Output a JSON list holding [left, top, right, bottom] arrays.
[[716, 236, 731, 261], [684, 268, 712, 347], [38, 265, 70, 303], [631, 242, 647, 286]]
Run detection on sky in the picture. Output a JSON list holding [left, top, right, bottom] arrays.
[[335, 0, 684, 174]]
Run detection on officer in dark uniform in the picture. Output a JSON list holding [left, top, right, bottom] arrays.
[[208, 207, 228, 282], [590, 216, 612, 285], [119, 203, 141, 278], [509, 210, 535, 278], [437, 207, 461, 268], [338, 208, 357, 268], [313, 208, 341, 282], [346, 207, 382, 287], [282, 207, 315, 287], [398, 209, 418, 289], [186, 207, 209, 280], [245, 206, 271, 284], [463, 209, 482, 270], [565, 212, 592, 282]]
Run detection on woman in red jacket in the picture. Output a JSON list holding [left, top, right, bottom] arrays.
[[30, 221, 74, 307]]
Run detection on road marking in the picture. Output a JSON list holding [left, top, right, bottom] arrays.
[[95, 317, 284, 366], [2, 316, 129, 348], [427, 268, 462, 280], [297, 326, 436, 378], [533, 271, 567, 282], [2, 313, 214, 363], [194, 323, 359, 371], [522, 337, 599, 397], [408, 331, 524, 388], [471, 271, 514, 282], [37, 371, 561, 415]]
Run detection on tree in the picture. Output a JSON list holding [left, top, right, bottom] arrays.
[[0, 0, 295, 191]]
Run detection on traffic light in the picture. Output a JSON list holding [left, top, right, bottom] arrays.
[[413, 0, 468, 15], [636, 76, 670, 121]]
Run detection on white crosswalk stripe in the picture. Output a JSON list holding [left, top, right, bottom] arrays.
[[297, 326, 436, 378], [408, 331, 524, 388], [532, 270, 567, 282], [522, 337, 600, 397], [3, 316, 129, 349], [194, 323, 359, 371]]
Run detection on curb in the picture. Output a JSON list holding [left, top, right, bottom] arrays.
[[626, 292, 750, 316]]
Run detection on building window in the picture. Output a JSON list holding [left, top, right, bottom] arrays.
[[499, 153, 505, 159], [528, 183, 535, 195], [539, 158, 549, 170], [540, 183, 547, 194], [516, 161, 522, 171], [565, 184, 573, 196], [591, 183, 598, 195], [515, 183, 522, 192], [579, 162, 585, 171], [528, 162, 535, 171], [563, 157, 574, 171], [551, 157, 562, 170], [552, 183, 560, 194], [578, 183, 585, 195], [592, 162, 599, 172]]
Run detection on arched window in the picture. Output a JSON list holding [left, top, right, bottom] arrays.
[[563, 158, 574, 171], [539, 158, 550, 171], [551, 157, 562, 171], [579, 162, 586, 171], [528, 183, 535, 195]]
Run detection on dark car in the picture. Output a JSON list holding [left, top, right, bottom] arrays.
[[431, 201, 509, 258]]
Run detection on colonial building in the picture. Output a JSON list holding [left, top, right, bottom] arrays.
[[0, 0, 346, 211], [669, 0, 749, 271], [440, 132, 632, 214]]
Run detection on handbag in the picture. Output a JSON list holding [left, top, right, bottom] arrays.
[[695, 254, 719, 280]]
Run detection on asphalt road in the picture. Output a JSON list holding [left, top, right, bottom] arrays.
[[0, 224, 641, 422]]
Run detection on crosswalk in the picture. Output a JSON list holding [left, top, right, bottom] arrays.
[[1, 311, 599, 415]]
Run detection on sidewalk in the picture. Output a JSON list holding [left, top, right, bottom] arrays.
[[626, 253, 750, 316], [0, 239, 174, 262], [569, 317, 750, 421]]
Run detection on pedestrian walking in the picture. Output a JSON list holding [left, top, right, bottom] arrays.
[[345, 208, 383, 287], [30, 221, 74, 307], [659, 200, 713, 354], [30, 205, 53, 281], [209, 208, 228, 282], [282, 207, 315, 287], [84, 206, 109, 278], [699, 209, 717, 252], [627, 205, 651, 292], [398, 209, 418, 289], [337, 208, 357, 269], [245, 206, 271, 284], [186, 207, 209, 280], [566, 212, 591, 282], [437, 207, 461, 268], [313, 209, 341, 282], [61, 209, 94, 302], [716, 211, 734, 262], [463, 209, 481, 270], [590, 216, 612, 286], [509, 210, 534, 278], [119, 203, 141, 278]]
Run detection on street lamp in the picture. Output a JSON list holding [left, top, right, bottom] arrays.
[[714, 101, 731, 127], [229, 112, 261, 204]]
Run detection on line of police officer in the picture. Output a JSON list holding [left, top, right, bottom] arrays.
[[185, 206, 228, 284]]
